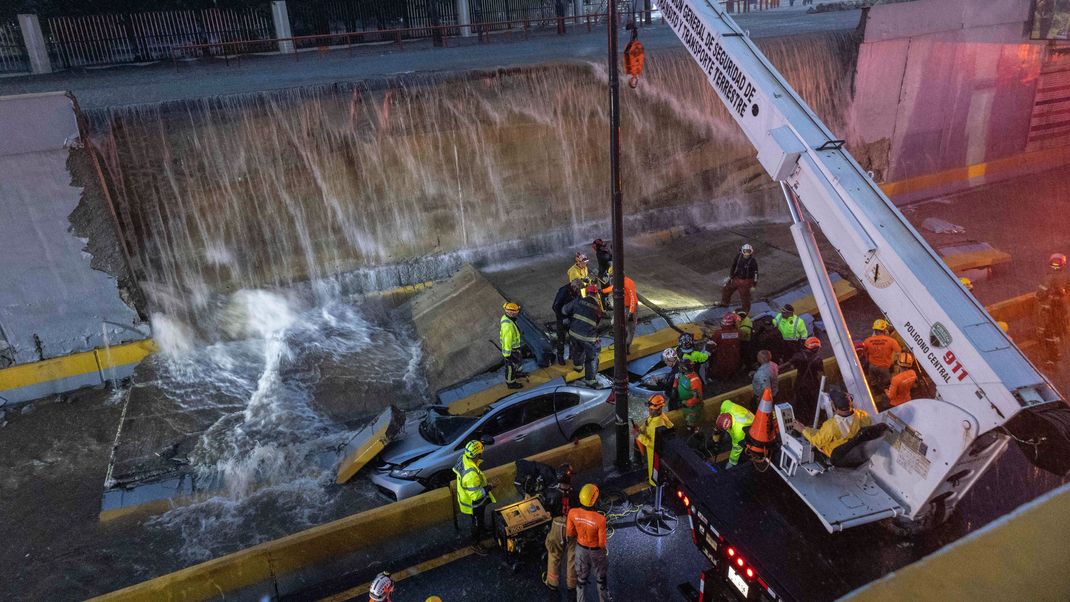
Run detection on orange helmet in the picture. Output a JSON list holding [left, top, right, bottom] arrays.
[[647, 394, 666, 411], [804, 337, 821, 350], [716, 413, 733, 431]]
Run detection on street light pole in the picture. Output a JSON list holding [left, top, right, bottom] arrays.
[[607, 1, 631, 470]]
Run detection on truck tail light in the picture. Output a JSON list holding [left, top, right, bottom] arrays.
[[605, 390, 616, 404]]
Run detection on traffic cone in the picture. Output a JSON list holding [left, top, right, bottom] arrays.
[[746, 387, 777, 457]]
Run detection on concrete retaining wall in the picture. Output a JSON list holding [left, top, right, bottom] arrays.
[[852, 0, 1068, 191], [0, 92, 145, 386]]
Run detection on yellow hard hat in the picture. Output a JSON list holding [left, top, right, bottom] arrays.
[[959, 277, 973, 291], [579, 483, 599, 507], [464, 440, 484, 458], [872, 319, 889, 332], [426, 597, 443, 602], [503, 302, 520, 313], [997, 321, 1009, 333]]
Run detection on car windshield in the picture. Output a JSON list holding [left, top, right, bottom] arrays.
[[419, 406, 477, 446]]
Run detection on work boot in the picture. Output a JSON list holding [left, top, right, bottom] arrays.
[[470, 543, 489, 556], [573, 364, 583, 372], [507, 382, 523, 390], [557, 354, 567, 366], [584, 379, 599, 387]]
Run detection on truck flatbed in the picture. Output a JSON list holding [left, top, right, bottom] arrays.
[[660, 437, 932, 601]]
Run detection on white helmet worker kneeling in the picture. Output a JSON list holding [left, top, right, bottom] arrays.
[[791, 390, 888, 468], [567, 484, 613, 602]]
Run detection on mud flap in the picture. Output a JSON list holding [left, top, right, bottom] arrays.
[[335, 405, 406, 484]]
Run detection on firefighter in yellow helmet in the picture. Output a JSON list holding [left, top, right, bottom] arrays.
[[453, 440, 496, 555], [862, 318, 901, 393], [501, 302, 523, 389], [567, 484, 612, 602], [632, 394, 674, 486]]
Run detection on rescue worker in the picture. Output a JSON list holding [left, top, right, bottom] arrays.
[[751, 350, 779, 408], [784, 337, 824, 425], [721, 243, 759, 314], [1036, 253, 1069, 367], [369, 572, 394, 602], [676, 358, 705, 432], [543, 465, 577, 593], [792, 390, 887, 468], [677, 332, 711, 385], [600, 266, 638, 351], [633, 394, 674, 486], [565, 284, 604, 386], [709, 312, 743, 381], [773, 304, 808, 358], [500, 302, 524, 389], [568, 253, 592, 288], [862, 319, 901, 393], [553, 280, 582, 366], [643, 348, 681, 410], [567, 484, 612, 602], [453, 440, 496, 555], [592, 239, 613, 280], [714, 399, 755, 468], [885, 352, 918, 407], [736, 309, 754, 366]]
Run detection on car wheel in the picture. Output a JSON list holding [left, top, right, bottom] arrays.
[[571, 425, 601, 442], [426, 471, 453, 490]]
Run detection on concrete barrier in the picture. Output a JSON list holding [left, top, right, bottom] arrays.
[[91, 435, 603, 602], [0, 339, 156, 404]]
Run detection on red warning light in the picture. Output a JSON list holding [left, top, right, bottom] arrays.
[[746, 568, 754, 578], [736, 558, 744, 568], [677, 489, 684, 499], [727, 547, 736, 557], [683, 495, 690, 507]]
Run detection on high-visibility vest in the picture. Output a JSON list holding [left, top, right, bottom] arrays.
[[453, 455, 491, 515], [773, 313, 808, 341], [719, 400, 754, 465], [500, 314, 521, 357]]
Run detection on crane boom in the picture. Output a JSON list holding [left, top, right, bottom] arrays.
[[660, 0, 1064, 527]]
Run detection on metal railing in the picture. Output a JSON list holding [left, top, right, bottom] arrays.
[[0, 19, 29, 74], [168, 11, 645, 65]]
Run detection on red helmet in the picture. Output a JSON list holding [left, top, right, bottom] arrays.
[[804, 337, 821, 350], [1050, 253, 1067, 270], [585, 284, 600, 295], [720, 313, 739, 328], [716, 413, 733, 431]]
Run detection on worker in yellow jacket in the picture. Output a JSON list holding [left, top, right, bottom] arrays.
[[500, 302, 523, 389], [793, 390, 887, 467], [453, 440, 497, 555], [633, 394, 674, 486]]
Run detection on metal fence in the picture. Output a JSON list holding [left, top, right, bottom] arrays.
[[0, 19, 29, 74], [46, 7, 274, 68], [288, 0, 564, 38]]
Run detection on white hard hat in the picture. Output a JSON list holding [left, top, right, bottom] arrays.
[[662, 347, 678, 363], [741, 244, 754, 253], [370, 572, 394, 601]]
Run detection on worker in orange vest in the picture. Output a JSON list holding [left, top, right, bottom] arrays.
[[885, 352, 918, 407], [601, 266, 638, 351], [567, 484, 612, 602], [862, 319, 901, 393]]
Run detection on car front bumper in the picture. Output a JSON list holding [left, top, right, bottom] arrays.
[[368, 470, 428, 502]]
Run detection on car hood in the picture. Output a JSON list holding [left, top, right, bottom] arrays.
[[379, 420, 441, 466]]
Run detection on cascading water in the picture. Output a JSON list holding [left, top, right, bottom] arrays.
[[86, 31, 861, 561]]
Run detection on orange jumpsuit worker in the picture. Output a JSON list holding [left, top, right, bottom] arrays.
[[601, 266, 638, 351], [885, 352, 918, 407], [567, 484, 612, 602], [862, 319, 901, 392]]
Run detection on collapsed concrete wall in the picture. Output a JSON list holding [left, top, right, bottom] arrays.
[[0, 92, 143, 368], [851, 0, 1070, 184]]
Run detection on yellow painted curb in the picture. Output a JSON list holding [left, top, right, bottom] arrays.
[[878, 146, 1070, 199], [91, 435, 603, 602], [0, 338, 156, 392]]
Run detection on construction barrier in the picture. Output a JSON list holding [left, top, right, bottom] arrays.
[[91, 434, 603, 602]]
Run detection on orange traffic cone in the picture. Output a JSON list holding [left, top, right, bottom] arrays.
[[746, 387, 777, 458]]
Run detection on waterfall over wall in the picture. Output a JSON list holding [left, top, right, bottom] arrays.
[[86, 31, 859, 320]]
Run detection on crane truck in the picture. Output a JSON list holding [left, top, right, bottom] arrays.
[[650, 1, 1070, 600]]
